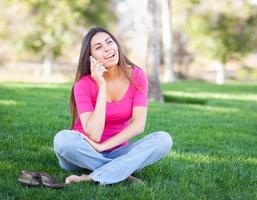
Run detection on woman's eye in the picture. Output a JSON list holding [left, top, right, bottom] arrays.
[[95, 46, 101, 50], [107, 40, 113, 44]]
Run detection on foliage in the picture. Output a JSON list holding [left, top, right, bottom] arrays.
[[185, 1, 257, 63], [1, 0, 116, 60]]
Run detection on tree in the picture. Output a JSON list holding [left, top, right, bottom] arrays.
[[1, 0, 116, 81], [185, 1, 257, 84], [147, 0, 163, 102], [161, 0, 175, 82]]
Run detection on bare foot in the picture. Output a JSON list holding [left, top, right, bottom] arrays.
[[127, 175, 145, 185], [65, 174, 92, 184]]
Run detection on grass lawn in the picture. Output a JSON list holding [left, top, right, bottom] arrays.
[[0, 80, 256, 200]]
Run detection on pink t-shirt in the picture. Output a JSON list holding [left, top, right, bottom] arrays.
[[72, 66, 148, 151]]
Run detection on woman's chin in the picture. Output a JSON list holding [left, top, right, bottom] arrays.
[[104, 62, 119, 68]]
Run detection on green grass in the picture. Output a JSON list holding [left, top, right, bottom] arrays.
[[0, 80, 256, 200]]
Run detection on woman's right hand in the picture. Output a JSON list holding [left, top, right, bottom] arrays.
[[90, 56, 108, 87]]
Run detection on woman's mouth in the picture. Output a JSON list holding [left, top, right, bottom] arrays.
[[104, 53, 115, 60]]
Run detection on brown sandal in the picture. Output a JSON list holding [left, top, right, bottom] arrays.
[[18, 170, 41, 186], [38, 172, 65, 189], [18, 170, 65, 189]]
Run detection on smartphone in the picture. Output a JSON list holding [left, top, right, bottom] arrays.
[[90, 55, 97, 63], [90, 56, 106, 71]]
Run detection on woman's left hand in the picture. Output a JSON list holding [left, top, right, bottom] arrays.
[[81, 135, 106, 152]]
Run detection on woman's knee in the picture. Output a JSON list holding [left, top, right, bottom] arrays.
[[53, 130, 76, 155], [153, 131, 173, 154]]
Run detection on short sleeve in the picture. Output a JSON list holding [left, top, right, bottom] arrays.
[[73, 79, 94, 114], [133, 69, 149, 107]]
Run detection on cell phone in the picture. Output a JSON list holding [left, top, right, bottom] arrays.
[[90, 55, 97, 63], [90, 55, 106, 70]]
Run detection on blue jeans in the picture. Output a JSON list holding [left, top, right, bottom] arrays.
[[53, 130, 173, 185]]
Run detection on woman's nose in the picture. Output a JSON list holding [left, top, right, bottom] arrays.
[[103, 44, 111, 52]]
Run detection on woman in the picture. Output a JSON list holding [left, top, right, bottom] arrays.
[[53, 26, 173, 185]]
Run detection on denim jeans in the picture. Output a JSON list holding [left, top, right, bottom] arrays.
[[53, 130, 173, 185]]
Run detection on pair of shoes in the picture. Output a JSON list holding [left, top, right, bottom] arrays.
[[18, 170, 65, 189]]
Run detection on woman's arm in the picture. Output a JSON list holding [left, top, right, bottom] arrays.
[[80, 84, 106, 143], [79, 57, 108, 143], [82, 106, 147, 152]]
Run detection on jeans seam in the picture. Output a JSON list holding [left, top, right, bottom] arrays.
[[90, 136, 153, 182], [91, 132, 169, 182], [56, 132, 111, 170]]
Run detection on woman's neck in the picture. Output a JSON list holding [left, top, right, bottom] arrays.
[[103, 65, 121, 81]]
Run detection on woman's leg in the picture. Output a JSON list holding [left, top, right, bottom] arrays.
[[54, 153, 82, 172], [53, 130, 112, 172], [89, 131, 173, 185]]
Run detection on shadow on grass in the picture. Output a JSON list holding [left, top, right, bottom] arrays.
[[163, 94, 207, 105]]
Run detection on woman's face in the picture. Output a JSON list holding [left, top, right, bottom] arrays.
[[90, 32, 119, 68]]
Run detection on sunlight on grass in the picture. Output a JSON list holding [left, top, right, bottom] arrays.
[[149, 103, 239, 113], [227, 81, 257, 86], [1, 83, 70, 89], [168, 151, 257, 165], [0, 100, 17, 105], [0, 161, 18, 170], [163, 91, 257, 101], [186, 104, 239, 113]]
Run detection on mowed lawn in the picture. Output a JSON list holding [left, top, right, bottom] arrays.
[[0, 80, 256, 200]]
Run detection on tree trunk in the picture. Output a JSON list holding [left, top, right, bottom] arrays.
[[161, 0, 175, 82], [215, 61, 225, 84], [147, 0, 163, 102], [43, 51, 53, 82]]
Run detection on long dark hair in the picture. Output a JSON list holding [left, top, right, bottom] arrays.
[[69, 26, 136, 128]]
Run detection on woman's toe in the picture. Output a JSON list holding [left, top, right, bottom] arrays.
[[65, 175, 80, 184]]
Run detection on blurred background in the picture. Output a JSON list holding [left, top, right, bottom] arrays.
[[0, 0, 257, 85]]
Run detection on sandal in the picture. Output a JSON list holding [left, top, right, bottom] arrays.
[[38, 172, 65, 189], [18, 170, 65, 189], [18, 170, 41, 186]]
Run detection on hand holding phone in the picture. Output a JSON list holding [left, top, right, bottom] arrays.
[[89, 56, 107, 86]]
